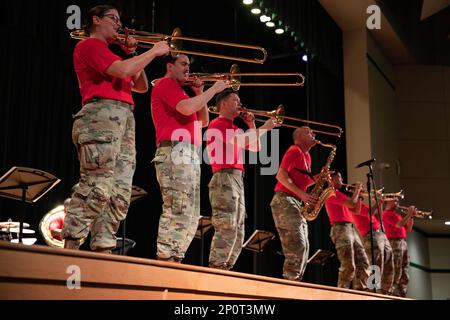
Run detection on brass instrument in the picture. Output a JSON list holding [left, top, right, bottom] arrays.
[[39, 204, 86, 248], [397, 206, 433, 219], [208, 105, 343, 137], [342, 183, 384, 197], [70, 27, 267, 64], [301, 141, 337, 221], [185, 64, 305, 91], [381, 190, 404, 201]]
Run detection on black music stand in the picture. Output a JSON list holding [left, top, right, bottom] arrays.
[[243, 230, 275, 253], [118, 185, 148, 255], [0, 167, 60, 243], [244, 230, 275, 275], [194, 216, 213, 266], [307, 249, 335, 266]]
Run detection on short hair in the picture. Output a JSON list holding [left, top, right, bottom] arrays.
[[162, 54, 189, 73], [330, 169, 341, 177], [215, 89, 236, 106], [292, 126, 311, 141], [83, 5, 118, 35]]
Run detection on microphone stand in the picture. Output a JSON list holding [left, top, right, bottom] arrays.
[[357, 159, 384, 293]]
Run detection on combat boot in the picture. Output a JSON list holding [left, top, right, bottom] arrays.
[[63, 238, 81, 250]]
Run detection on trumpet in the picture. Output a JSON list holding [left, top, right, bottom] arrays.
[[208, 105, 343, 137], [70, 27, 267, 64], [184, 64, 305, 91], [397, 206, 433, 219], [381, 190, 404, 201], [341, 183, 384, 196]]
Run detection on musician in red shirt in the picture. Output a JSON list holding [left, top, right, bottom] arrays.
[[206, 89, 278, 270], [151, 53, 229, 263], [63, 5, 169, 253], [382, 198, 415, 297], [270, 126, 319, 281], [324, 171, 369, 291], [352, 200, 394, 295]]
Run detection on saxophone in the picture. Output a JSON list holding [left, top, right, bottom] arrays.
[[301, 140, 337, 221]]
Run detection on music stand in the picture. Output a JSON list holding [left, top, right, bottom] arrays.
[[307, 249, 335, 266], [243, 230, 275, 253], [119, 185, 148, 255], [194, 216, 213, 266], [0, 167, 60, 243]]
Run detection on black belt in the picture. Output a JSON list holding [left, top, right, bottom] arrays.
[[216, 168, 244, 176], [84, 98, 133, 110]]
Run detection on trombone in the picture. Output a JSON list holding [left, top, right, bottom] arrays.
[[397, 206, 433, 219], [70, 27, 268, 64], [208, 105, 343, 137], [185, 64, 305, 91]]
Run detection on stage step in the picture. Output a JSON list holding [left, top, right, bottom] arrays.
[[0, 241, 403, 300]]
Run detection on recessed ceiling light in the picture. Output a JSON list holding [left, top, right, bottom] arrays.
[[275, 28, 284, 34], [243, 0, 253, 5], [251, 8, 261, 14], [260, 15, 271, 23], [265, 21, 275, 27]]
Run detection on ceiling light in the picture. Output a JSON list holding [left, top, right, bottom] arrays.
[[302, 54, 308, 62], [251, 8, 261, 14], [260, 15, 271, 23], [445, 221, 450, 225], [275, 28, 284, 34], [265, 21, 275, 27], [243, 0, 253, 4]]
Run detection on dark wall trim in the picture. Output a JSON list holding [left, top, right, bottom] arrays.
[[410, 262, 450, 273], [366, 53, 396, 91]]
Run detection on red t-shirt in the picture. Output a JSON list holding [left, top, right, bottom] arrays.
[[206, 117, 250, 173], [382, 209, 406, 239], [324, 190, 355, 224], [73, 38, 133, 106], [151, 77, 202, 146], [274, 145, 314, 199], [352, 203, 381, 237]]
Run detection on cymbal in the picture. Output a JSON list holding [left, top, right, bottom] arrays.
[[3, 228, 36, 234], [11, 238, 37, 245], [0, 221, 30, 228]]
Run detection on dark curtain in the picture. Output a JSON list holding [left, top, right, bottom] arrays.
[[0, 0, 345, 287]]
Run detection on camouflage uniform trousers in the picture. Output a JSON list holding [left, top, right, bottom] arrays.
[[330, 223, 370, 290], [152, 142, 201, 261], [270, 191, 309, 281], [208, 169, 246, 270], [362, 229, 394, 294], [389, 238, 410, 297], [62, 99, 136, 251]]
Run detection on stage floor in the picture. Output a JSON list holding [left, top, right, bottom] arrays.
[[0, 241, 404, 300]]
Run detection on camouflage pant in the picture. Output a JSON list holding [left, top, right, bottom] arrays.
[[208, 170, 246, 269], [389, 238, 410, 297], [152, 142, 201, 261], [330, 223, 370, 290], [363, 230, 394, 294], [271, 191, 309, 281], [62, 100, 136, 251]]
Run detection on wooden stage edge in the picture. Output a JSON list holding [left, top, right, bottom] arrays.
[[0, 241, 405, 300]]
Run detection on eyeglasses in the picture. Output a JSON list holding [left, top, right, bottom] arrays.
[[103, 14, 122, 27]]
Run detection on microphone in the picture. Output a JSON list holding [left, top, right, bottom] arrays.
[[355, 158, 376, 169]]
